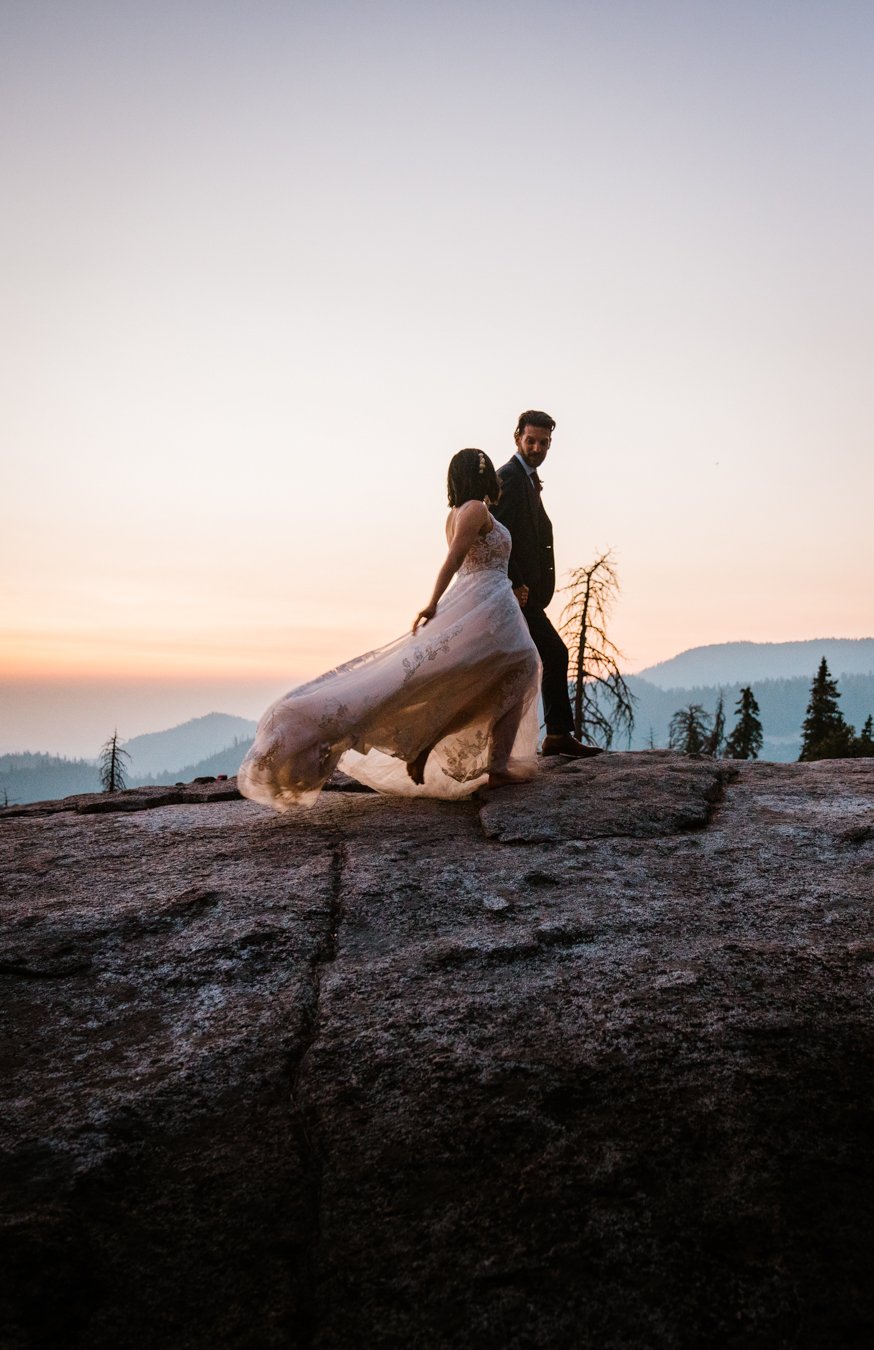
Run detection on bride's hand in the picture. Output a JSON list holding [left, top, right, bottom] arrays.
[[413, 605, 436, 633]]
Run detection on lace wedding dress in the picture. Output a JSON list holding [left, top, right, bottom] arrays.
[[238, 518, 541, 809]]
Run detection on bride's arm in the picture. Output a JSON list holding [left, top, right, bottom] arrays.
[[412, 501, 488, 632]]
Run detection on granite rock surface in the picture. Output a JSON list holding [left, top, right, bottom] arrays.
[[2, 752, 873, 1349]]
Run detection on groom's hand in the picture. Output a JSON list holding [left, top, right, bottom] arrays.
[[513, 585, 529, 609]]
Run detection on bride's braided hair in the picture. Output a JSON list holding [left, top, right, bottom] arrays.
[[447, 448, 500, 507]]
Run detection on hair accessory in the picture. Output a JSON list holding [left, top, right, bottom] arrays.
[[478, 451, 486, 474]]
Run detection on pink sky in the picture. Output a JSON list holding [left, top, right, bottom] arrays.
[[3, 0, 873, 754]]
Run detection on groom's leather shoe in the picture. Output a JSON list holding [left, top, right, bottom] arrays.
[[541, 733, 604, 758]]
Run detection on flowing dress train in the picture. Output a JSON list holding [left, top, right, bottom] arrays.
[[237, 518, 541, 809]]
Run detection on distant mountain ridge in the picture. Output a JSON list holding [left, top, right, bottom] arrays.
[[123, 713, 257, 777], [636, 639, 874, 690], [0, 741, 256, 807], [4, 640, 873, 804], [133, 741, 254, 788], [1, 713, 258, 807]]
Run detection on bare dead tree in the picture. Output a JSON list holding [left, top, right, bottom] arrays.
[[559, 550, 636, 749], [99, 730, 130, 793], [702, 691, 726, 757]]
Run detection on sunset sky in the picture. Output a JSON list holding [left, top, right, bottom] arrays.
[[3, 0, 873, 756]]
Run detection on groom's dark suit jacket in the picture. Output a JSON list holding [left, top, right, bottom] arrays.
[[493, 455, 556, 611]]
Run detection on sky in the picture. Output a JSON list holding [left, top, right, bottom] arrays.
[[2, 0, 873, 757]]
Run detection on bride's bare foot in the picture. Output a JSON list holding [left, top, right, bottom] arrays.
[[486, 768, 536, 789], [406, 746, 433, 785]]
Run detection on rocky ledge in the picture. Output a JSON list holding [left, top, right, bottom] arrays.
[[2, 752, 873, 1349]]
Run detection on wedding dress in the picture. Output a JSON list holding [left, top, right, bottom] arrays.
[[238, 518, 542, 809]]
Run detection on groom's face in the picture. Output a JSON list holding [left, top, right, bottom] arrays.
[[515, 424, 551, 469]]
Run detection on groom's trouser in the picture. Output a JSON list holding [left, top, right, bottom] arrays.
[[523, 606, 574, 735]]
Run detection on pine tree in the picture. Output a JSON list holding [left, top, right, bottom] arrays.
[[99, 731, 130, 793], [798, 659, 855, 761], [668, 705, 711, 756], [724, 686, 764, 760], [853, 714, 874, 758]]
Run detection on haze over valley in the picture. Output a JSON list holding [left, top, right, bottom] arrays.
[[4, 639, 873, 807]]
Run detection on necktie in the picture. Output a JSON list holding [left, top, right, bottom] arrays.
[[530, 470, 542, 493]]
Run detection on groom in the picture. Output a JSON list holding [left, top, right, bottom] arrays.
[[493, 409, 602, 757]]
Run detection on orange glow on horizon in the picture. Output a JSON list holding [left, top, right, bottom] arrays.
[[0, 623, 388, 684]]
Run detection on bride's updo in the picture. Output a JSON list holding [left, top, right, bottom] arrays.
[[447, 448, 500, 508]]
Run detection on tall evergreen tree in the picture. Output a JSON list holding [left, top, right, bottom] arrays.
[[798, 659, 855, 760], [853, 714, 874, 758], [99, 731, 130, 793], [668, 704, 711, 756], [724, 686, 764, 760]]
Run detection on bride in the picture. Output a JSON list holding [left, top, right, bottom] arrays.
[[238, 449, 542, 810]]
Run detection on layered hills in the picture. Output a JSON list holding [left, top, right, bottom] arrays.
[[3, 640, 872, 805], [624, 639, 874, 761], [0, 713, 257, 806], [122, 712, 256, 776], [635, 637, 874, 689]]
